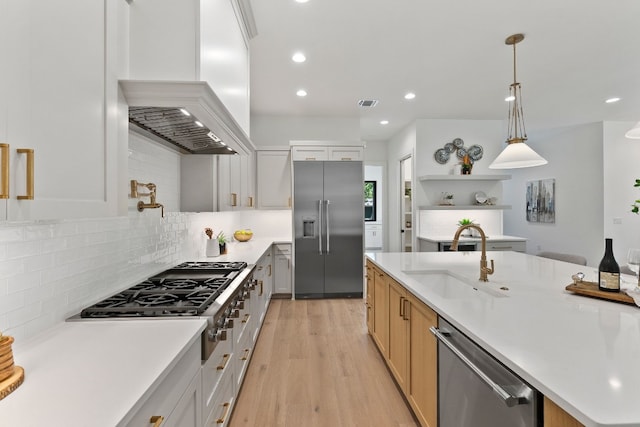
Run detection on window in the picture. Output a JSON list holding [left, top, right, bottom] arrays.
[[365, 180, 376, 221]]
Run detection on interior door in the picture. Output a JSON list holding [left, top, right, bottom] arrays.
[[323, 161, 363, 296], [400, 156, 413, 252]]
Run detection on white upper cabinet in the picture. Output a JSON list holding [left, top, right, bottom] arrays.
[[128, 0, 255, 136], [0, 0, 123, 221], [256, 150, 291, 209]]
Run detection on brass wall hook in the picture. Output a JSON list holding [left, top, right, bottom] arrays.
[[130, 180, 164, 217]]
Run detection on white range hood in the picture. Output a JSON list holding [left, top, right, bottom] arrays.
[[119, 80, 255, 155]]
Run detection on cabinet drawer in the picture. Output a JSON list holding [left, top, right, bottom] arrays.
[[201, 333, 233, 420], [274, 243, 291, 255], [328, 146, 363, 161], [124, 339, 201, 426], [486, 241, 526, 252], [203, 367, 234, 427], [291, 146, 329, 161]]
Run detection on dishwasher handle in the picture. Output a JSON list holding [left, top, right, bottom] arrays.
[[430, 326, 530, 407]]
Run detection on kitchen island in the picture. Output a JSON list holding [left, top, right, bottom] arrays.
[[367, 250, 640, 427]]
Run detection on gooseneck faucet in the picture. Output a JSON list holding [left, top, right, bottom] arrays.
[[450, 224, 494, 282]]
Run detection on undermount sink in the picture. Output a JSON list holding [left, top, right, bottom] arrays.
[[401, 270, 508, 298]]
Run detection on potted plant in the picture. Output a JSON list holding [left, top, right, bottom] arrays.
[[457, 218, 476, 237], [440, 192, 454, 206], [461, 154, 473, 175], [217, 231, 228, 255]]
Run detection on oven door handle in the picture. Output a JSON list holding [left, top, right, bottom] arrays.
[[430, 326, 530, 407]]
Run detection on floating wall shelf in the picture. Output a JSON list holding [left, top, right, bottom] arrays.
[[419, 205, 512, 211], [418, 174, 511, 181]]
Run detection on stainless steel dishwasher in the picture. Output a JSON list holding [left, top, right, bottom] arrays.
[[431, 318, 541, 427]]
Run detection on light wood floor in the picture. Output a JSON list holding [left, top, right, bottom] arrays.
[[228, 299, 418, 427]]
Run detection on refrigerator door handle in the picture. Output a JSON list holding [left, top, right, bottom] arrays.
[[318, 199, 323, 254], [326, 200, 331, 254]]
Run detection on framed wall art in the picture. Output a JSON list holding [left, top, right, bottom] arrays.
[[526, 178, 555, 223]]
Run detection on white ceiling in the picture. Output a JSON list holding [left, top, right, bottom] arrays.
[[248, 0, 640, 142]]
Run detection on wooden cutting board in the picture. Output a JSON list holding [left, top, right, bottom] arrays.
[[0, 366, 24, 401], [565, 281, 636, 305]]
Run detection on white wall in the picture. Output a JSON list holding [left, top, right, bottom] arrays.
[[503, 122, 604, 266], [386, 124, 416, 252], [603, 121, 640, 262], [251, 115, 361, 147]]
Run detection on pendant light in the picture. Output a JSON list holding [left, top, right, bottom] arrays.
[[489, 34, 548, 169], [626, 122, 640, 139]]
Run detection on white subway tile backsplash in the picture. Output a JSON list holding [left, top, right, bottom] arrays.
[[0, 133, 293, 343]]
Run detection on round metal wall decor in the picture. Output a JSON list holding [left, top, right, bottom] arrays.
[[433, 138, 483, 165], [434, 148, 450, 164]]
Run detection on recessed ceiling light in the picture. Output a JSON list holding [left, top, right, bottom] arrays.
[[404, 92, 416, 100], [179, 108, 190, 116], [605, 97, 621, 104], [292, 52, 306, 63], [194, 121, 204, 127], [505, 95, 515, 102], [296, 89, 307, 97], [295, 0, 309, 3], [380, 120, 389, 125]]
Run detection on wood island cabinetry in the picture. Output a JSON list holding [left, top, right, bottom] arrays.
[[367, 260, 437, 427]]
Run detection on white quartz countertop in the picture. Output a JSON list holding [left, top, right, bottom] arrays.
[[367, 251, 640, 427], [199, 237, 291, 264], [417, 234, 527, 243], [0, 319, 206, 427]]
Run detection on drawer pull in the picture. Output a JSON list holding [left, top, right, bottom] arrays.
[[149, 415, 164, 426], [248, 196, 254, 207], [242, 313, 250, 324], [492, 246, 513, 250], [0, 143, 8, 199], [241, 348, 250, 361], [216, 353, 230, 371], [341, 157, 352, 161], [216, 402, 231, 424], [17, 148, 34, 200], [231, 193, 237, 207], [259, 280, 263, 296]]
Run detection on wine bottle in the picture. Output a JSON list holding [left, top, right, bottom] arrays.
[[598, 238, 620, 292]]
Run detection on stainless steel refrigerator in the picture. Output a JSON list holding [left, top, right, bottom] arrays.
[[293, 161, 364, 298]]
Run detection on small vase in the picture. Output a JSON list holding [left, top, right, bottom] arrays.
[[206, 239, 220, 257], [219, 243, 227, 255]]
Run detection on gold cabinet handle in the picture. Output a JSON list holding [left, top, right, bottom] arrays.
[[248, 196, 254, 207], [240, 348, 250, 361], [149, 415, 164, 426], [0, 143, 8, 199], [216, 353, 230, 371], [399, 296, 405, 317], [216, 402, 231, 424], [231, 193, 237, 207], [241, 313, 250, 324], [268, 264, 272, 277], [287, 258, 290, 270], [288, 196, 291, 207], [259, 280, 263, 296], [17, 149, 34, 200]]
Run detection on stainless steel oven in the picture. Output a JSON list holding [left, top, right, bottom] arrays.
[[431, 318, 541, 427]]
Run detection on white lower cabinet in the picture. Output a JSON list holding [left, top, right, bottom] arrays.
[[204, 368, 235, 427], [164, 371, 202, 427], [273, 244, 292, 295], [201, 329, 234, 424], [123, 339, 201, 427]]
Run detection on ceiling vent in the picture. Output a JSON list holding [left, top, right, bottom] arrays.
[[358, 99, 379, 108]]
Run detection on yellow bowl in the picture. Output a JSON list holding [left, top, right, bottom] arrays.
[[234, 231, 253, 242]]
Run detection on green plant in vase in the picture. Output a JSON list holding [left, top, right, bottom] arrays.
[[217, 231, 228, 254], [457, 218, 475, 237]]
